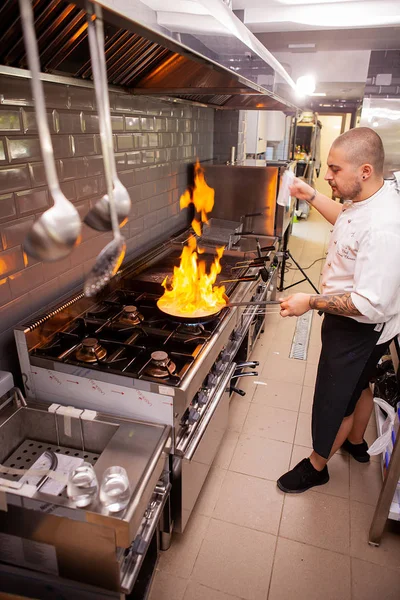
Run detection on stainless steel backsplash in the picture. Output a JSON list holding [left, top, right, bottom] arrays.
[[0, 74, 214, 374]]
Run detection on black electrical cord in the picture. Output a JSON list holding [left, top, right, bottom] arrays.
[[285, 256, 325, 273]]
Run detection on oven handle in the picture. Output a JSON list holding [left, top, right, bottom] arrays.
[[120, 482, 171, 594], [184, 362, 236, 462], [231, 372, 258, 380], [236, 361, 259, 369]]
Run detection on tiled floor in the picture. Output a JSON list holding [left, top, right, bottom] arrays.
[[149, 209, 400, 600]]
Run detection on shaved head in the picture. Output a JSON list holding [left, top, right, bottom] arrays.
[[331, 127, 385, 176]]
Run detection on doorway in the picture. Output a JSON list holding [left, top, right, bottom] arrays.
[[316, 114, 350, 197]]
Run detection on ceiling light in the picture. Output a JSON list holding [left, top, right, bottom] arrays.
[[376, 74, 392, 86], [284, 15, 400, 28], [372, 121, 379, 128], [310, 92, 326, 97], [278, 0, 358, 4], [296, 75, 316, 97], [288, 43, 316, 49]]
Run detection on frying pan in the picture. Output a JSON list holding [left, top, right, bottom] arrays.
[[156, 296, 282, 324]]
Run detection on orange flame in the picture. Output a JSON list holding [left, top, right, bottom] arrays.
[[158, 161, 226, 316], [180, 160, 215, 237]]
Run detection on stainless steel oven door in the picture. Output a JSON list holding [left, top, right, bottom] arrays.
[[252, 266, 279, 352], [173, 362, 236, 533], [245, 265, 279, 360]]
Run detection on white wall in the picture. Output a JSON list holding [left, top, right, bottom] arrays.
[[245, 110, 286, 154]]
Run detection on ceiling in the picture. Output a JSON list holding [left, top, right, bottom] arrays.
[[231, 0, 400, 111], [232, 0, 400, 33], [101, 0, 400, 112]]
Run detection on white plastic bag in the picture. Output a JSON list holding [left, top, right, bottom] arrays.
[[367, 397, 395, 456], [277, 170, 295, 207]]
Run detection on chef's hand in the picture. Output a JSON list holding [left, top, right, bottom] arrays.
[[279, 293, 311, 317], [289, 177, 315, 203]]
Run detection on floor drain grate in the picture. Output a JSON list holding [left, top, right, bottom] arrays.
[[290, 311, 313, 360]]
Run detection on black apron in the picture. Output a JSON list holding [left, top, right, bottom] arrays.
[[312, 313, 388, 459]]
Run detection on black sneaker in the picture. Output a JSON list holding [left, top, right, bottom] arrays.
[[277, 458, 329, 493], [341, 439, 370, 463]]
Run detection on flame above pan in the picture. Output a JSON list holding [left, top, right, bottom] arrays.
[[158, 161, 226, 317]]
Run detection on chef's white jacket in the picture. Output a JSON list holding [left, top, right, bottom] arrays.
[[320, 181, 400, 343]]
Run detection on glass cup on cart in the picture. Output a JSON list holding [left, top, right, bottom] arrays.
[[67, 462, 99, 507], [99, 466, 131, 512]]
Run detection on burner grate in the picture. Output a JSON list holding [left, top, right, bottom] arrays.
[[29, 246, 253, 385]]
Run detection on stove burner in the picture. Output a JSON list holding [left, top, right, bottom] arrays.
[[152, 350, 169, 363], [177, 323, 205, 336], [145, 350, 176, 378], [119, 305, 144, 326], [75, 338, 107, 363]]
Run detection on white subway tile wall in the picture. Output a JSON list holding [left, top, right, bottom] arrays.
[[0, 74, 216, 374]]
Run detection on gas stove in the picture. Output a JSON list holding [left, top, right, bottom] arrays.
[[15, 230, 278, 427], [15, 229, 278, 533], [24, 263, 236, 397]]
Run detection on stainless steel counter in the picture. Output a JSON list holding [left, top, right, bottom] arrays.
[[0, 399, 171, 592]]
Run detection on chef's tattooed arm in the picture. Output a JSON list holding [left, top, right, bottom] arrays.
[[309, 293, 362, 317]]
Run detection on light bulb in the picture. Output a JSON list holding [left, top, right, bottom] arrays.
[[296, 75, 316, 97]]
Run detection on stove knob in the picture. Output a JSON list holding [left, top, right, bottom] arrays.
[[197, 391, 208, 405], [221, 348, 231, 361], [215, 360, 225, 374], [188, 408, 201, 425], [207, 372, 218, 387]]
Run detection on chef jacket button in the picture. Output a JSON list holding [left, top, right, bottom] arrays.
[[330, 229, 333, 233], [328, 262, 331, 267], [348, 219, 351, 223], [334, 240, 337, 244]]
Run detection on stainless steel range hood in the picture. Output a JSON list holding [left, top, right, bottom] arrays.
[[0, 0, 299, 112]]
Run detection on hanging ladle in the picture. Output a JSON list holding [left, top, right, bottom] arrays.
[[83, 10, 131, 232], [19, 0, 81, 262], [84, 174, 131, 232], [83, 7, 126, 297]]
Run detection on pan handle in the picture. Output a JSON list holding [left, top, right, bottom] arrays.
[[234, 299, 281, 306], [219, 276, 258, 284]]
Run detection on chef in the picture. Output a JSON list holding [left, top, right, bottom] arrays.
[[276, 127, 400, 493]]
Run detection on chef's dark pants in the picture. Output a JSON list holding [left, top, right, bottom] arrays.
[[312, 314, 390, 459]]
